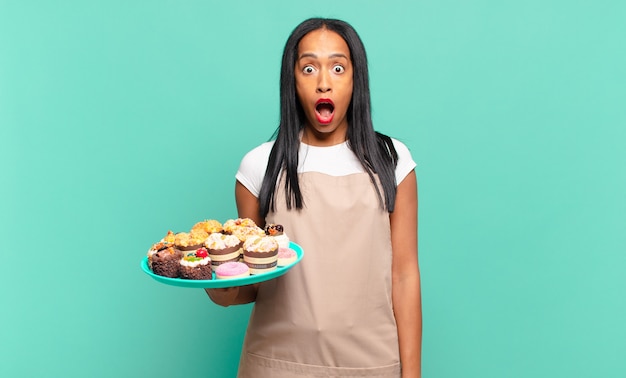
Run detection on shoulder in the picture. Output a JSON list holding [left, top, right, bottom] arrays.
[[235, 141, 275, 198], [390, 138, 412, 160], [390, 137, 417, 184], [241, 141, 274, 163]]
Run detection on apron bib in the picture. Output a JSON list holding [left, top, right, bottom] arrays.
[[238, 172, 400, 377]]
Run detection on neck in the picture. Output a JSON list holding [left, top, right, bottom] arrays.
[[301, 127, 347, 147]]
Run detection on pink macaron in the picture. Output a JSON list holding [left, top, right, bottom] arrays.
[[277, 247, 297, 267], [215, 261, 250, 279]]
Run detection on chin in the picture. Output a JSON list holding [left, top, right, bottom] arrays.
[[312, 124, 339, 134]]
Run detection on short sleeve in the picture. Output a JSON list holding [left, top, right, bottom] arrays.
[[392, 138, 417, 184], [235, 142, 274, 198]]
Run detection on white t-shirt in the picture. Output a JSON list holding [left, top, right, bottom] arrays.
[[236, 138, 416, 197]]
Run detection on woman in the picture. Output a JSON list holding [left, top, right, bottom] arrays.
[[208, 18, 422, 377]]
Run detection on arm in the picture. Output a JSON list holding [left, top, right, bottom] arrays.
[[390, 170, 422, 377], [205, 181, 263, 306]]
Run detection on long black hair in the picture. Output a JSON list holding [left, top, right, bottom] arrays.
[[258, 18, 398, 218]]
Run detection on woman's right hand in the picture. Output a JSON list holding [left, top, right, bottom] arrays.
[[206, 181, 263, 307], [205, 283, 259, 307], [205, 287, 240, 307]]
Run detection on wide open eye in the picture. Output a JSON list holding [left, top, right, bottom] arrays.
[[303, 65, 316, 74], [333, 65, 345, 74]]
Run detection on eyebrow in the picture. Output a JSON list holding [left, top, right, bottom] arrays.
[[298, 52, 349, 60]]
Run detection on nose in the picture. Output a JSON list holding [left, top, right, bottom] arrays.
[[316, 70, 331, 93]]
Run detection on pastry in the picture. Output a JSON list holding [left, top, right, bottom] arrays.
[[150, 246, 183, 278], [189, 229, 209, 248], [191, 219, 223, 234], [205, 232, 243, 270], [223, 218, 258, 234], [265, 224, 290, 248], [147, 231, 176, 269], [232, 226, 266, 242], [276, 247, 297, 267], [179, 247, 212, 280], [243, 235, 279, 274], [162, 230, 176, 244], [174, 232, 205, 257], [215, 261, 250, 279]]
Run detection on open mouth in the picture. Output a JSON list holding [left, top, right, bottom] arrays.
[[315, 98, 335, 124]]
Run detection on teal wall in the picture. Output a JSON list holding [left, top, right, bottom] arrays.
[[1, 1, 624, 377]]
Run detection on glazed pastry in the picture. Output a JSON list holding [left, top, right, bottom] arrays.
[[215, 262, 250, 279], [276, 247, 297, 267]]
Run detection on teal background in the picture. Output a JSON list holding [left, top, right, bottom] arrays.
[[1, 1, 624, 377]]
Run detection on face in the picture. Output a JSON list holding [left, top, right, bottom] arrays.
[[295, 28, 353, 146]]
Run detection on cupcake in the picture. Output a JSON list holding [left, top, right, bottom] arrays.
[[179, 247, 212, 280], [174, 232, 205, 257], [232, 226, 266, 243], [189, 228, 209, 247], [162, 230, 176, 244], [223, 218, 258, 234], [150, 246, 183, 278], [205, 232, 243, 270], [191, 219, 223, 234], [243, 235, 279, 275], [265, 224, 290, 248]]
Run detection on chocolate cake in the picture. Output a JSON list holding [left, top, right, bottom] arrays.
[[150, 247, 183, 278], [179, 248, 212, 280]]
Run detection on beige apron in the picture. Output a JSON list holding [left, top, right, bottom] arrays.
[[238, 172, 400, 377]]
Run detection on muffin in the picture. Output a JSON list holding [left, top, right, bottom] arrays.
[[205, 232, 243, 270], [162, 230, 176, 244], [243, 235, 279, 275], [223, 218, 258, 234], [232, 226, 266, 243], [191, 219, 223, 234], [174, 232, 205, 257]]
